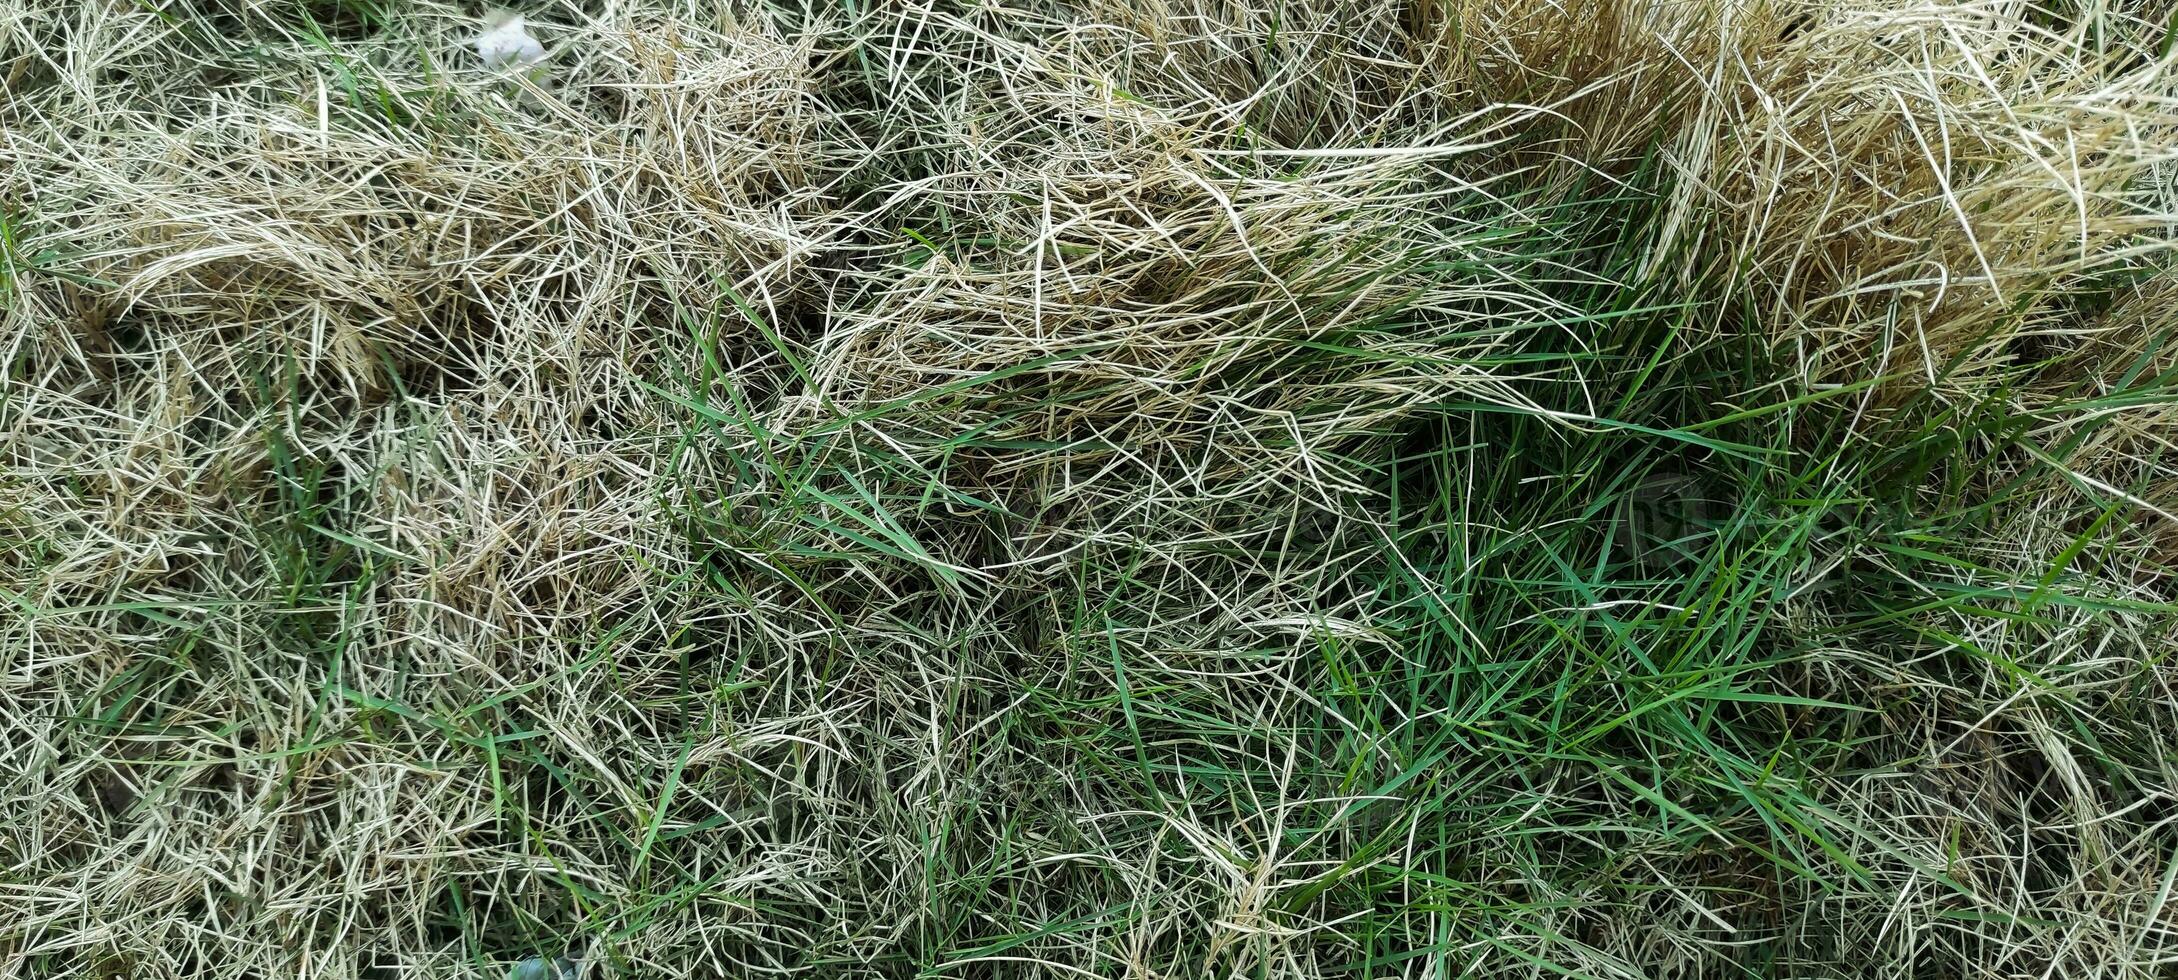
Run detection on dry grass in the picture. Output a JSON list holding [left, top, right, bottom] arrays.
[[3, 0, 2177, 977]]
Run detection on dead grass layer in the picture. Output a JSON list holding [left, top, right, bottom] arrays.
[[4, 0, 2178, 977]]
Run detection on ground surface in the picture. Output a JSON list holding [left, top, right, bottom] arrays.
[[5, 1, 2178, 977]]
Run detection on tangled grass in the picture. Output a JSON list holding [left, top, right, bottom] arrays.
[[3, 0, 2177, 977]]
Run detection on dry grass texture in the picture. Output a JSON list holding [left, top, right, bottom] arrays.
[[3, 0, 2177, 978]]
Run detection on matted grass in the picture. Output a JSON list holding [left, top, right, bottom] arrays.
[[3, 0, 2177, 977]]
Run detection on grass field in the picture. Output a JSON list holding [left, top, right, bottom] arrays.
[[4, 0, 2178, 977]]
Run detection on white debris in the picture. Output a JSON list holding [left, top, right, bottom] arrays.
[[472, 10, 546, 69], [508, 956, 582, 980]]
